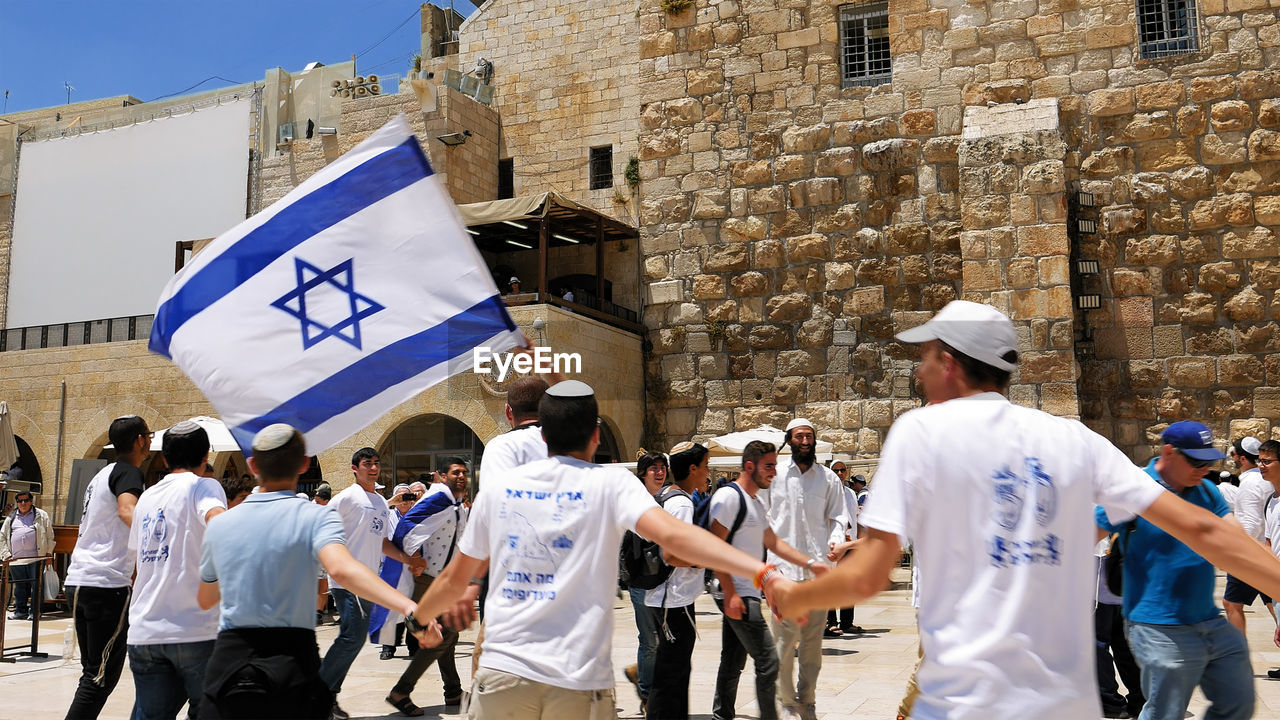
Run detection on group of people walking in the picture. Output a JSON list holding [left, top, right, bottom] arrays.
[[16, 298, 1280, 720]]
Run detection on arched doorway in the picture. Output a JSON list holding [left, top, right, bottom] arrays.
[[377, 414, 483, 493], [594, 420, 621, 464], [8, 436, 43, 491]]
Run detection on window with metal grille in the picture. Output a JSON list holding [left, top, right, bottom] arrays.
[[1137, 0, 1199, 59], [589, 146, 613, 190], [498, 158, 514, 199], [840, 3, 891, 88]]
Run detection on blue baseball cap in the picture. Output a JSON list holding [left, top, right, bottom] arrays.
[[1161, 421, 1227, 461]]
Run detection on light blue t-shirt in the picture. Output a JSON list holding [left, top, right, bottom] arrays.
[[200, 491, 345, 630]]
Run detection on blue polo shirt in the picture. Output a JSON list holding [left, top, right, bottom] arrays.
[[1095, 458, 1229, 625], [200, 491, 345, 630]]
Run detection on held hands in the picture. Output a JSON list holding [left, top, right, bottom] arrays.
[[404, 604, 444, 648], [442, 583, 481, 631], [761, 574, 804, 623], [406, 556, 428, 576]]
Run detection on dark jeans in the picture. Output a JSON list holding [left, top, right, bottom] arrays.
[[647, 604, 696, 720], [713, 597, 778, 720], [129, 640, 215, 720], [10, 561, 38, 616], [1096, 603, 1144, 716], [202, 628, 331, 720], [391, 574, 461, 699], [65, 585, 131, 720], [318, 588, 371, 694], [629, 587, 658, 699]]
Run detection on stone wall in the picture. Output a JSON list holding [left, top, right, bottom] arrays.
[[453, 0, 643, 222], [260, 88, 498, 207], [636, 0, 967, 452], [635, 0, 1280, 458]]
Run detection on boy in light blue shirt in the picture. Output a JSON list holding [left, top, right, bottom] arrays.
[[198, 424, 437, 719]]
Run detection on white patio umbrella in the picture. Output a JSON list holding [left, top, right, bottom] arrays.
[[705, 425, 833, 462], [150, 416, 241, 452], [0, 401, 19, 470]]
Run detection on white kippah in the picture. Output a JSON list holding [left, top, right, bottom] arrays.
[[253, 423, 297, 452], [170, 420, 201, 435], [785, 418, 814, 433], [1242, 437, 1262, 455], [546, 379, 594, 398]]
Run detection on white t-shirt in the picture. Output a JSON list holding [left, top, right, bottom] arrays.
[[859, 392, 1164, 720], [709, 482, 769, 600], [128, 471, 227, 644], [327, 482, 392, 589], [1235, 467, 1272, 543], [1219, 482, 1240, 513], [842, 485, 859, 536], [645, 491, 703, 609], [66, 462, 145, 589], [1265, 496, 1280, 555], [457, 455, 657, 690], [481, 423, 549, 478]]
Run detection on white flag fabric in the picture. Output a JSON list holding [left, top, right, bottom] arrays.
[[150, 116, 521, 454]]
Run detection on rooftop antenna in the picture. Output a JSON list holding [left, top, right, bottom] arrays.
[[3, 90, 8, 114], [64, 81, 75, 105]]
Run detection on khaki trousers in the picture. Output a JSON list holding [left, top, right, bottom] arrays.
[[771, 608, 826, 707], [469, 667, 615, 719]]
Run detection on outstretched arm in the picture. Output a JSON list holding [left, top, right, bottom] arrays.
[[767, 528, 900, 622], [411, 552, 487, 629], [319, 543, 420, 623], [636, 506, 767, 582]]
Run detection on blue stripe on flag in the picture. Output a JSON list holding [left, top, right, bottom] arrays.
[[149, 137, 433, 358], [393, 492, 457, 549], [228, 294, 516, 450]]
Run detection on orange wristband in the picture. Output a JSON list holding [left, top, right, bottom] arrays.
[[753, 562, 778, 590]]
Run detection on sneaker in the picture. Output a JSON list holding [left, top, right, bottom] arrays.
[[316, 610, 325, 626], [380, 646, 396, 660], [7, 612, 28, 621], [1269, 667, 1280, 679], [330, 701, 350, 720]]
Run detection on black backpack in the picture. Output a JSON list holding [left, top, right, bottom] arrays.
[[1104, 522, 1137, 596], [619, 491, 679, 590]]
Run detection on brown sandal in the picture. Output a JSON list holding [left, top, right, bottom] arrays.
[[385, 694, 425, 717]]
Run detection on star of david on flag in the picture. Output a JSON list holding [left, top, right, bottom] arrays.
[[270, 257, 385, 350], [149, 116, 521, 454]]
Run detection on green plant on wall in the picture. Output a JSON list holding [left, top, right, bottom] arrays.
[[624, 156, 640, 188], [707, 320, 726, 348], [660, 0, 693, 15], [411, 54, 422, 74]]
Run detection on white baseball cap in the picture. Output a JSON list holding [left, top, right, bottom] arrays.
[[895, 300, 1019, 371]]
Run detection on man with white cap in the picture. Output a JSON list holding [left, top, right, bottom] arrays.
[[1224, 435, 1275, 637], [197, 424, 437, 720], [406, 380, 783, 718], [320, 447, 426, 720], [126, 420, 227, 719], [763, 417, 844, 719], [765, 300, 1280, 720]]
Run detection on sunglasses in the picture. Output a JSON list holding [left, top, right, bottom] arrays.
[[1178, 450, 1213, 469], [16, 497, 32, 503]]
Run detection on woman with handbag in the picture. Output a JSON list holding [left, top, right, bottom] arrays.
[[0, 490, 54, 620]]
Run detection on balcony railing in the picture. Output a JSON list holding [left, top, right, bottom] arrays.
[[1, 315, 154, 352]]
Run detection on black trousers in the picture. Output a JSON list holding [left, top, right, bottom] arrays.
[[65, 586, 131, 720], [647, 604, 697, 720], [1096, 602, 1145, 716], [826, 607, 854, 629], [202, 627, 331, 720], [391, 573, 461, 699]]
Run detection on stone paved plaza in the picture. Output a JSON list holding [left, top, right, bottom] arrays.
[[5, 571, 1280, 719]]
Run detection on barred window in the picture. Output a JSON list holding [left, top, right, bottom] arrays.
[[1137, 0, 1199, 59], [839, 2, 891, 88], [589, 146, 613, 190]]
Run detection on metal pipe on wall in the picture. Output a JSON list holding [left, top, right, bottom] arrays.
[[53, 380, 65, 518]]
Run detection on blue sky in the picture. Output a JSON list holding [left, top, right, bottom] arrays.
[[0, 0, 478, 115]]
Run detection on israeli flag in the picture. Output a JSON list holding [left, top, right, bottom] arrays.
[[150, 116, 520, 454]]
